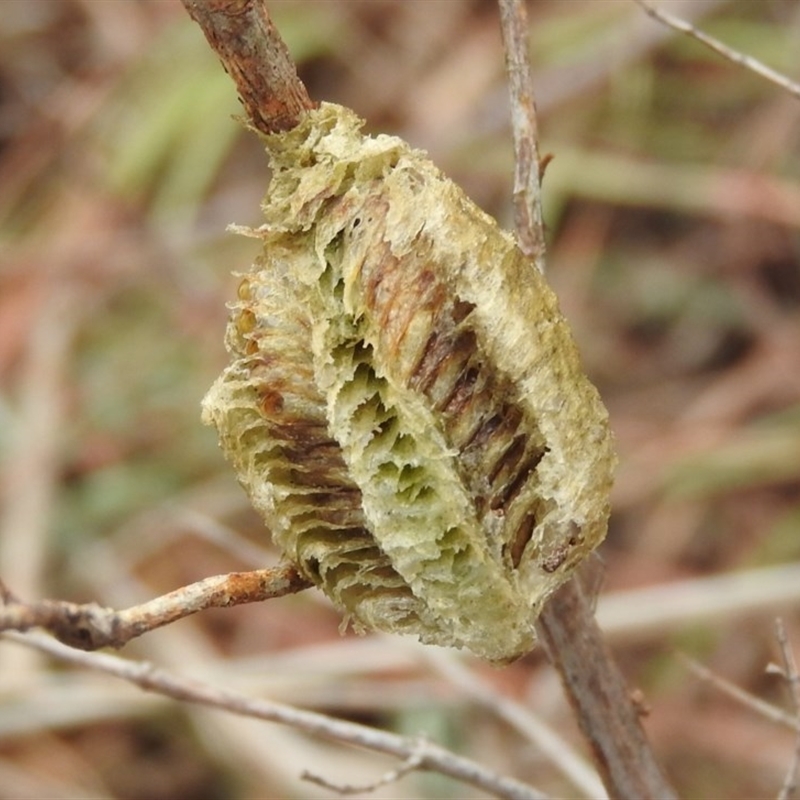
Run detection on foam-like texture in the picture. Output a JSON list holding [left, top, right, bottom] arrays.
[[202, 103, 615, 662]]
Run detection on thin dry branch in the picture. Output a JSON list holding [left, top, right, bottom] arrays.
[[0, 567, 310, 650], [633, 0, 800, 100], [497, 0, 546, 262], [497, 3, 676, 798], [423, 648, 605, 798], [2, 631, 547, 800], [680, 626, 800, 800], [180, 0, 316, 133], [301, 745, 426, 796], [679, 651, 799, 733], [536, 580, 677, 800]]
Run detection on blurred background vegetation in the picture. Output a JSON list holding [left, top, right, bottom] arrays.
[[0, 1, 799, 798]]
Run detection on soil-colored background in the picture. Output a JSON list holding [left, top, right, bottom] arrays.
[[1, 1, 799, 798]]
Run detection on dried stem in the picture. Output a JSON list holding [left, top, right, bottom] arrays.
[[0, 566, 311, 650], [681, 625, 800, 800], [680, 651, 799, 733], [632, 0, 800, 100], [497, 2, 676, 798], [497, 0, 546, 263], [423, 648, 606, 797], [180, 0, 316, 134], [536, 581, 677, 799], [2, 631, 546, 800]]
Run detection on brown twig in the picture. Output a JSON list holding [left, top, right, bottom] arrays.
[[180, 0, 316, 134], [536, 581, 677, 799], [497, 2, 676, 798], [497, 0, 545, 263], [0, 566, 311, 650], [2, 631, 547, 800]]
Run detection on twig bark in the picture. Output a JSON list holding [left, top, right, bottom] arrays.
[[3, 631, 547, 800], [0, 566, 310, 650], [180, 0, 316, 134], [536, 580, 677, 799], [497, 0, 546, 263], [497, 2, 676, 798], [632, 0, 800, 101]]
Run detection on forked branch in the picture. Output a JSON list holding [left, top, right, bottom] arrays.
[[0, 567, 310, 650]]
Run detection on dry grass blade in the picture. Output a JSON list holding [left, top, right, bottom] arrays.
[[598, 564, 800, 640]]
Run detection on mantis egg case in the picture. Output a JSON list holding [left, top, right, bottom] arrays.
[[202, 103, 615, 663]]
